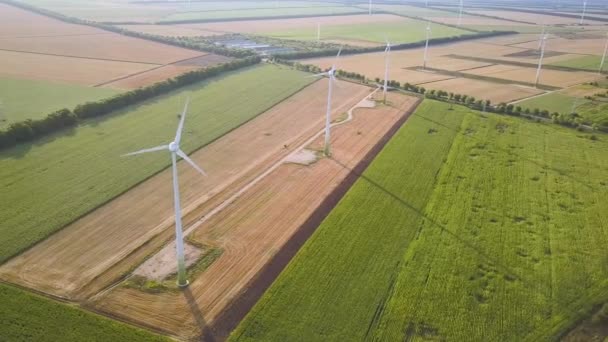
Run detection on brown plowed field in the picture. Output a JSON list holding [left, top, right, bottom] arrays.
[[178, 14, 404, 35], [0, 3, 99, 38], [0, 50, 156, 86], [423, 77, 544, 103], [117, 24, 222, 37], [0, 80, 370, 300], [92, 91, 419, 341], [512, 37, 608, 55], [470, 10, 605, 25], [464, 64, 600, 87]]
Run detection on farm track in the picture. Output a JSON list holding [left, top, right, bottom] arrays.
[[91, 90, 420, 341]]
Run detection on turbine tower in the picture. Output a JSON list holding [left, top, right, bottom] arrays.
[[535, 34, 548, 88], [383, 39, 391, 103], [599, 32, 608, 74], [423, 21, 432, 69], [317, 22, 321, 41], [580, 0, 587, 25], [457, 0, 464, 26], [537, 24, 546, 50], [310, 48, 342, 156], [369, 0, 372, 15], [123, 99, 207, 287]]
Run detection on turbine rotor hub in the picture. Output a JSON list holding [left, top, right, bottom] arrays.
[[169, 141, 178, 152]]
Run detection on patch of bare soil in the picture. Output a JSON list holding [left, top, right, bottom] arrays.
[[133, 242, 203, 281]]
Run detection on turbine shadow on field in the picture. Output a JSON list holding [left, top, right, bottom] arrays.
[[416, 113, 595, 190], [182, 287, 216, 342], [328, 156, 527, 285]]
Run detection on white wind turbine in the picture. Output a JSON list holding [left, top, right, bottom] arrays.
[[310, 48, 342, 156], [383, 39, 391, 103], [369, 0, 372, 15], [580, 0, 587, 25], [457, 0, 464, 26], [423, 21, 432, 69], [537, 23, 546, 50], [599, 32, 608, 74], [123, 99, 206, 287], [317, 22, 321, 41], [535, 34, 548, 88]]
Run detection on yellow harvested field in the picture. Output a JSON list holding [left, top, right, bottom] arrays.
[[117, 24, 221, 37], [424, 77, 544, 103], [0, 50, 155, 86], [100, 65, 201, 89], [92, 91, 419, 341], [0, 3, 205, 64], [178, 14, 405, 34], [512, 37, 608, 55], [470, 10, 605, 25], [0, 80, 371, 299], [0, 3, 99, 38], [464, 64, 601, 88]]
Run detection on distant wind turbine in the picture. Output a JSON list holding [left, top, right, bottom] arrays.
[[123, 99, 207, 288], [383, 39, 391, 103], [369, 0, 372, 15], [599, 32, 608, 74], [317, 22, 321, 41], [457, 0, 464, 26], [580, 0, 587, 25], [423, 21, 432, 69], [309, 48, 342, 156], [537, 24, 546, 50], [535, 34, 548, 88]]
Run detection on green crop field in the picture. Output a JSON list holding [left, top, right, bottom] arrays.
[[517, 90, 608, 127], [0, 77, 119, 128], [159, 6, 365, 23], [265, 18, 471, 45], [0, 64, 311, 263], [231, 100, 608, 341], [548, 55, 604, 72], [0, 283, 169, 341]]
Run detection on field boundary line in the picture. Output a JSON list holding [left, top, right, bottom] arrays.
[[0, 32, 111, 39], [0, 47, 163, 66]]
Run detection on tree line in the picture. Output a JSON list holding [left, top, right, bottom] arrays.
[[272, 31, 517, 60], [0, 56, 261, 150], [280, 59, 607, 134]]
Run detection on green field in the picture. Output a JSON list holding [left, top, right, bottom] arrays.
[[517, 90, 608, 127], [160, 6, 365, 23], [231, 100, 608, 341], [548, 55, 604, 72], [1, 283, 168, 341], [0, 64, 311, 263], [0, 77, 119, 127], [17, 0, 353, 23], [265, 18, 471, 45]]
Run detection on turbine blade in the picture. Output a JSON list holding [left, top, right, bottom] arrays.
[[174, 97, 190, 145], [176, 149, 207, 176], [307, 72, 328, 78], [122, 145, 168, 157], [332, 46, 342, 70]]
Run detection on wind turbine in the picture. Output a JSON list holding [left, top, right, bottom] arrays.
[[369, 0, 372, 15], [537, 24, 546, 50], [310, 48, 342, 156], [580, 0, 587, 25], [599, 32, 608, 74], [383, 39, 391, 103], [457, 0, 464, 26], [123, 99, 206, 288], [317, 22, 321, 41], [423, 21, 432, 69], [535, 34, 548, 88]]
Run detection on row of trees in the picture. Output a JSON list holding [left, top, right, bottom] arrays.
[[272, 30, 516, 60], [0, 56, 261, 150], [277, 58, 606, 134]]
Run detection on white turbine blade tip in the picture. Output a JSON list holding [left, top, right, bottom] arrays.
[[175, 98, 190, 144], [122, 144, 168, 157], [307, 72, 327, 78], [177, 150, 207, 177]]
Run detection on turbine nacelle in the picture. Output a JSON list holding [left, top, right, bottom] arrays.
[[169, 141, 179, 152]]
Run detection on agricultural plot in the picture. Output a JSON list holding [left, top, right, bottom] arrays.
[[423, 77, 544, 103], [512, 36, 608, 55], [0, 283, 168, 342], [517, 89, 608, 127], [93, 91, 419, 341], [231, 100, 608, 341], [469, 9, 605, 25], [15, 0, 346, 23], [548, 55, 604, 72], [0, 77, 119, 126], [0, 64, 311, 265], [463, 64, 600, 88], [261, 17, 472, 46]]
